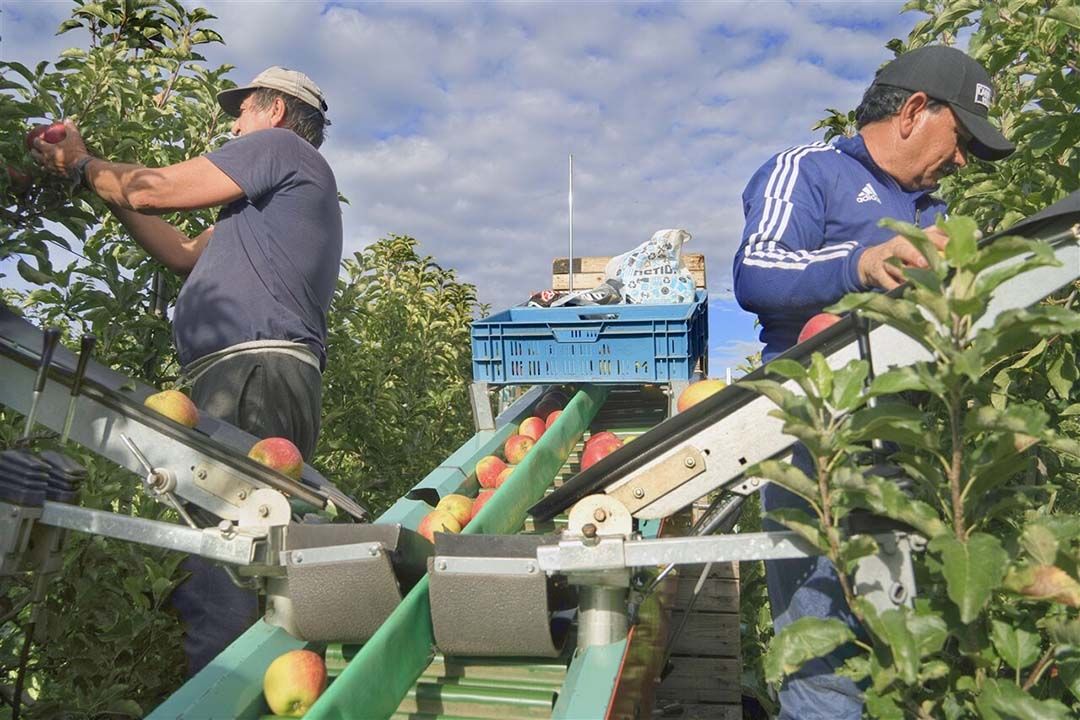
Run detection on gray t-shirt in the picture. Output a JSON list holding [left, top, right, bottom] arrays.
[[173, 128, 342, 370]]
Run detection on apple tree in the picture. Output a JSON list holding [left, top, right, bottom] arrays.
[[316, 235, 487, 512], [746, 1, 1080, 716]]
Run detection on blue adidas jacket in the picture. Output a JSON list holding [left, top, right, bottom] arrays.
[[732, 134, 947, 361]]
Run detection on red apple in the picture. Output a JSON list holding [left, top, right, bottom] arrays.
[[476, 455, 508, 489], [585, 431, 619, 449], [535, 390, 569, 419], [143, 389, 199, 428], [4, 166, 31, 195], [519, 416, 546, 442], [676, 379, 727, 414], [494, 466, 514, 488], [418, 508, 462, 542], [581, 436, 623, 471], [504, 434, 535, 464], [544, 410, 562, 429], [436, 494, 473, 527], [797, 312, 842, 344], [263, 649, 327, 717], [26, 122, 67, 151], [470, 489, 496, 522], [248, 437, 304, 480]]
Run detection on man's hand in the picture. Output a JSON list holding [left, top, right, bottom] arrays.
[[857, 226, 948, 290], [29, 118, 90, 179]]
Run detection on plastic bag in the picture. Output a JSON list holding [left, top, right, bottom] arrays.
[[604, 229, 696, 304]]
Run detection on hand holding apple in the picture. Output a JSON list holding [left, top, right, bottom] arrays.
[[27, 118, 91, 179], [263, 649, 327, 717]]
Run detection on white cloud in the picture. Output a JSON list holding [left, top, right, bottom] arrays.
[[3, 0, 921, 366]]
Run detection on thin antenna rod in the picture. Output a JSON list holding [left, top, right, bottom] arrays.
[[568, 154, 574, 293]]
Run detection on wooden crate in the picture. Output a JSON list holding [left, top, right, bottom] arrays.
[[551, 253, 707, 291], [656, 657, 742, 704], [653, 701, 743, 719]]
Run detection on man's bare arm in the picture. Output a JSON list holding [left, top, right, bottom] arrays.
[[108, 207, 213, 274]]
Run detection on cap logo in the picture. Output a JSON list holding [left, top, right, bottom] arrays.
[[974, 83, 993, 108]]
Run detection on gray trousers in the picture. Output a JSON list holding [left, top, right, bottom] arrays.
[[170, 351, 322, 677]]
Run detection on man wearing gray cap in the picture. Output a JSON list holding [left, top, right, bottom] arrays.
[[32, 66, 342, 675], [732, 46, 1013, 718]]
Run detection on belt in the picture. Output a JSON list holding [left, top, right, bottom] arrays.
[[180, 340, 320, 386]]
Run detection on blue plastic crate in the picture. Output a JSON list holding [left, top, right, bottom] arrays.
[[471, 291, 709, 384]]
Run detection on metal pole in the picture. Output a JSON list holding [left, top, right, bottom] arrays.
[[568, 153, 574, 293], [576, 585, 627, 648]]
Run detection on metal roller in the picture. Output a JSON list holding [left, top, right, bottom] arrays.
[[267, 523, 430, 643], [429, 533, 575, 657]]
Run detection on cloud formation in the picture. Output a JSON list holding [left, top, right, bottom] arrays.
[[2, 0, 916, 366]]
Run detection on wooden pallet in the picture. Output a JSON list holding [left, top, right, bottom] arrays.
[[551, 253, 707, 291], [655, 507, 742, 716]]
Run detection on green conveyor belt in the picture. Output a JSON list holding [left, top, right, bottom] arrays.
[[152, 384, 675, 720], [305, 386, 608, 719]]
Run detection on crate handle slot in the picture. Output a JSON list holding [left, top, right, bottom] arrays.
[[550, 325, 604, 343], [577, 313, 620, 321]]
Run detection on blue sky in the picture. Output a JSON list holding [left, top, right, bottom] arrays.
[[1, 0, 919, 373]]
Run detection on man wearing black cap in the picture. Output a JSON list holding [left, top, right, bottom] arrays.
[[732, 46, 1013, 718], [32, 66, 342, 675]]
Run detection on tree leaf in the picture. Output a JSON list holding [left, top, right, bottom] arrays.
[[767, 508, 829, 554], [990, 619, 1042, 671], [833, 470, 948, 539], [763, 617, 856, 683], [848, 401, 937, 449], [749, 460, 820, 507], [838, 534, 879, 575], [1004, 565, 1080, 607], [855, 599, 919, 684], [908, 611, 948, 658], [929, 533, 1008, 623], [1047, 5, 1080, 31], [974, 678, 1073, 720], [942, 215, 979, 267]]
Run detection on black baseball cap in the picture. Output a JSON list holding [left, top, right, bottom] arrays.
[[873, 45, 1014, 161]]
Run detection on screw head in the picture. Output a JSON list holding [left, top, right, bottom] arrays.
[[582, 523, 598, 538], [593, 508, 608, 522], [257, 504, 269, 518], [293, 553, 304, 565], [526, 563, 536, 574], [369, 546, 379, 557], [632, 487, 645, 499], [238, 490, 248, 501], [436, 560, 447, 571], [217, 520, 232, 534], [196, 469, 207, 480], [683, 456, 696, 468]]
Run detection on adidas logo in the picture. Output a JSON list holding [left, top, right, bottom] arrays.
[[856, 183, 881, 204]]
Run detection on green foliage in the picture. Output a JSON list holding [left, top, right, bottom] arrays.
[[1, 3, 485, 717], [899, 0, 1079, 232], [747, 215, 1080, 717], [316, 235, 486, 512], [1, 3, 236, 715]]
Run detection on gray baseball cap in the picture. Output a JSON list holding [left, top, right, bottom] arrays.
[[217, 66, 328, 119], [872, 45, 1013, 161]]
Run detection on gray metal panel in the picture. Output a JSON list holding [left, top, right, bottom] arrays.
[[429, 554, 565, 658], [276, 523, 431, 643], [285, 551, 403, 643]]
